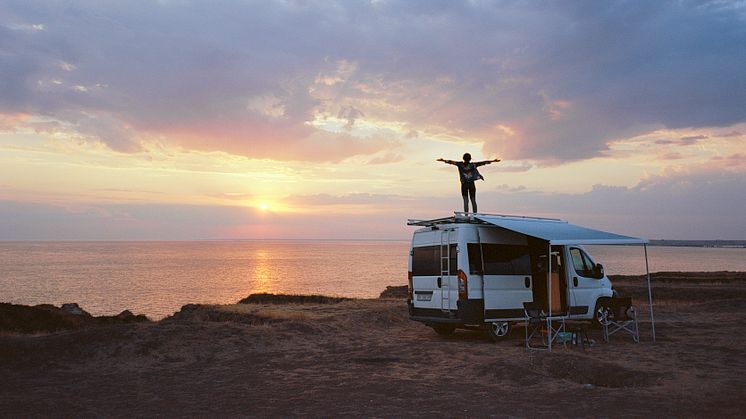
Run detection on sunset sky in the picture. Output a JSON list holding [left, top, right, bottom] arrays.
[[1, 0, 744, 240]]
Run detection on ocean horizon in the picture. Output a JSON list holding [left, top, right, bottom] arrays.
[[2, 240, 745, 319]]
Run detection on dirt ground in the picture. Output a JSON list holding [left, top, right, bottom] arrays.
[[2, 272, 746, 417]]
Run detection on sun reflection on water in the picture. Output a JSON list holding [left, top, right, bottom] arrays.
[[250, 248, 274, 294]]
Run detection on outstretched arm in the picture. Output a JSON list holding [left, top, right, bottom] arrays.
[[474, 158, 501, 167], [437, 158, 458, 165]]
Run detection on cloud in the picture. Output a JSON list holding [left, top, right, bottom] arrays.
[[337, 105, 365, 129], [711, 153, 746, 169], [659, 152, 684, 160], [715, 131, 743, 138], [0, 1, 743, 164], [679, 135, 708, 145], [654, 139, 676, 145], [169, 124, 396, 162], [449, 184, 742, 241], [494, 184, 527, 193], [0, 112, 30, 130], [0, 199, 417, 240], [0, 201, 259, 240], [74, 113, 140, 152], [493, 162, 534, 173], [285, 193, 411, 208], [365, 152, 404, 165]]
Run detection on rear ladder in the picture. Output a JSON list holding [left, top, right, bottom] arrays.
[[440, 230, 451, 311]]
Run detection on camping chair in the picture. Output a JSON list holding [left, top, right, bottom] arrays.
[[523, 302, 567, 350], [602, 297, 640, 343]]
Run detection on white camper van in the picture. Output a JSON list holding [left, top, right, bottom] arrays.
[[407, 213, 626, 341]]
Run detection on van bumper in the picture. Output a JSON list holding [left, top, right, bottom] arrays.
[[408, 299, 484, 325]]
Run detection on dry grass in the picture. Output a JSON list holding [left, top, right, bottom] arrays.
[[238, 293, 351, 305], [651, 299, 699, 307], [216, 304, 315, 321]]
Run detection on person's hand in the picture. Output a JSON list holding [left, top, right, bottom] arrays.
[[437, 158, 445, 162], [493, 158, 501, 163]]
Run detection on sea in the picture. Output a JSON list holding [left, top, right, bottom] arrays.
[[1, 240, 745, 319]]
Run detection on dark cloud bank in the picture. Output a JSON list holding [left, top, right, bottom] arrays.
[[1, 0, 744, 162]]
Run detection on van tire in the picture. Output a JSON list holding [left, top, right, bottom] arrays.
[[432, 325, 456, 335], [593, 298, 612, 328], [486, 321, 512, 342]]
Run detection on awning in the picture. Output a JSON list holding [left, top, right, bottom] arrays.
[[473, 214, 648, 245]]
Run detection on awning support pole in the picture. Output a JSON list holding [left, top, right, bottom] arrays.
[[547, 242, 552, 352], [644, 244, 656, 342]]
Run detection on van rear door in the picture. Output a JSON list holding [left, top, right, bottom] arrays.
[[411, 231, 458, 311]]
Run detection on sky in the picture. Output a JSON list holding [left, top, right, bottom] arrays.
[[1, 0, 745, 240]]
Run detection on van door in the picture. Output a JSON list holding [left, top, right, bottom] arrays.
[[530, 246, 569, 315], [438, 230, 458, 311], [568, 246, 602, 316], [410, 231, 458, 312], [481, 244, 533, 320]]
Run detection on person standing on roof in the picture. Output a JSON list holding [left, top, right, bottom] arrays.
[[437, 153, 501, 213]]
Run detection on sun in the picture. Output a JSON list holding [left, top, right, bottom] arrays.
[[252, 200, 292, 213]]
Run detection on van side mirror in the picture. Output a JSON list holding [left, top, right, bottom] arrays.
[[593, 263, 604, 279]]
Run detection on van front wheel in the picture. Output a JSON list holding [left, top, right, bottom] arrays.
[[486, 321, 512, 342], [593, 299, 612, 328]]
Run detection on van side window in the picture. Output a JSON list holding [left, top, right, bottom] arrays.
[[570, 247, 595, 278], [481, 244, 531, 275], [467, 243, 482, 274], [412, 245, 457, 276]]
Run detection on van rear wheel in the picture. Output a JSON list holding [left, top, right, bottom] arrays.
[[432, 324, 456, 335], [486, 321, 512, 342]]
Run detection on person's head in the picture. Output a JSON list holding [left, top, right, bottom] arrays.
[[462, 153, 471, 162]]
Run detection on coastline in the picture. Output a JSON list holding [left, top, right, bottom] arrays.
[[2, 271, 746, 416], [648, 239, 746, 248]]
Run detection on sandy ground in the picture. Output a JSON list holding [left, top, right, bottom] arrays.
[[2, 272, 746, 417]]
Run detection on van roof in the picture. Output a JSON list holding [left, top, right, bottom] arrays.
[[408, 212, 647, 245]]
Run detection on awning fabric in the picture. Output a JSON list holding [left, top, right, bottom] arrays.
[[473, 214, 648, 245]]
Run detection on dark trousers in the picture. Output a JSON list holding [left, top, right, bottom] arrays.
[[461, 182, 477, 213]]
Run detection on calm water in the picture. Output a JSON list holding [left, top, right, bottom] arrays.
[[1, 241, 745, 319]]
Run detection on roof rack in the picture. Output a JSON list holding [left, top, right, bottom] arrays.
[[407, 212, 563, 227], [406, 215, 474, 227]]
